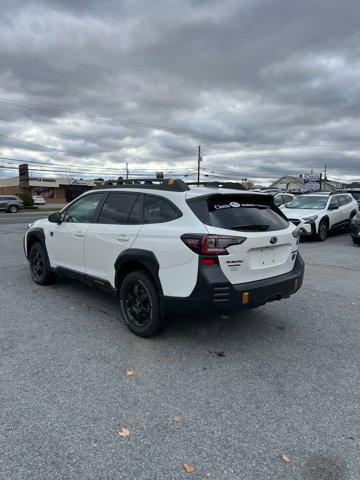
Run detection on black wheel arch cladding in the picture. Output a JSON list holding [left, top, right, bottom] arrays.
[[26, 228, 46, 259], [114, 249, 163, 295]]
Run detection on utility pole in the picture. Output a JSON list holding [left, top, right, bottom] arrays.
[[324, 164, 327, 180], [197, 145, 202, 185], [126, 162, 129, 180]]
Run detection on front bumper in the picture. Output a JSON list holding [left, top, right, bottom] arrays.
[[351, 224, 360, 239], [164, 254, 305, 315], [299, 221, 316, 236]]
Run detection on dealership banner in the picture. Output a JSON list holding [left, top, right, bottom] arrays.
[[303, 173, 322, 191]]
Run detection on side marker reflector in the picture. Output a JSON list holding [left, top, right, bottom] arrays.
[[242, 292, 250, 304]]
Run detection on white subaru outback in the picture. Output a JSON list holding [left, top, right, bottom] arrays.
[[281, 192, 359, 241], [24, 179, 304, 337]]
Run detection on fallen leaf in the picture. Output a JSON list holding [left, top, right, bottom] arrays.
[[182, 464, 195, 473], [280, 453, 291, 463], [126, 370, 135, 378], [158, 356, 166, 363], [118, 427, 130, 438], [171, 415, 181, 423]]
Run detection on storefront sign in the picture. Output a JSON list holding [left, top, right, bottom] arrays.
[[304, 173, 322, 191]]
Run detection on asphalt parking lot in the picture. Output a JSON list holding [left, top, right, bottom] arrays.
[[1, 214, 359, 480]]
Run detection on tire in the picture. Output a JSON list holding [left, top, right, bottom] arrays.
[[29, 242, 57, 285], [119, 270, 164, 337], [316, 219, 328, 241], [8, 205, 18, 213], [348, 212, 357, 232], [353, 237, 360, 245]]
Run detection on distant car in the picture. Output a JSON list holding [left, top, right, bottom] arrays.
[[281, 192, 359, 241], [350, 212, 360, 245], [0, 195, 24, 213], [261, 189, 281, 196], [32, 195, 46, 205], [340, 189, 360, 208], [274, 193, 295, 207]]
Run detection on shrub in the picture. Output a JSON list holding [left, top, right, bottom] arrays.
[[18, 191, 34, 207]]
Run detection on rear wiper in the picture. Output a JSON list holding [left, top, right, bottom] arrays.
[[232, 224, 270, 231]]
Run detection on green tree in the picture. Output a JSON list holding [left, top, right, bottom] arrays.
[[18, 191, 34, 207]]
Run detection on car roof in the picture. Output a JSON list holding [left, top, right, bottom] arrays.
[[306, 192, 330, 196]]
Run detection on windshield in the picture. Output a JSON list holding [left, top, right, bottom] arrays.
[[286, 195, 328, 210]]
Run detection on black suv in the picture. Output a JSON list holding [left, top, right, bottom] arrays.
[[0, 195, 24, 213], [350, 212, 360, 245]]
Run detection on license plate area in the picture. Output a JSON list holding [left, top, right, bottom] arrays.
[[248, 245, 288, 269]]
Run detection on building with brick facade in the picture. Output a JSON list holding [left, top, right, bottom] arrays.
[[0, 176, 95, 203]]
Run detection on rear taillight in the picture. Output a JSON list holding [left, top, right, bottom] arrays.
[[181, 234, 246, 256]]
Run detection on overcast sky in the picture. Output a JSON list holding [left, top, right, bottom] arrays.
[[1, 0, 360, 184]]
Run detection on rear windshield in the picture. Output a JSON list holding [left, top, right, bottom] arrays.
[[188, 194, 289, 232]]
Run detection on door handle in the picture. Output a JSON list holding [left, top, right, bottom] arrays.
[[117, 235, 130, 242], [75, 231, 84, 238]]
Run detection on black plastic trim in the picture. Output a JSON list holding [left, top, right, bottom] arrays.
[[114, 249, 163, 295], [54, 267, 116, 294], [164, 254, 305, 315], [25, 228, 46, 259]]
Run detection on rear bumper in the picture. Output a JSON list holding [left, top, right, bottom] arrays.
[[164, 254, 305, 315]]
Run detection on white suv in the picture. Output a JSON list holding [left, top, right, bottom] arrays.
[[24, 179, 304, 337], [281, 192, 359, 241]]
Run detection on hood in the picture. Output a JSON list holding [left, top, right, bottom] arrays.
[[281, 208, 321, 220]]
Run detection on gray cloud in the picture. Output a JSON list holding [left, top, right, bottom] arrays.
[[0, 0, 360, 183]]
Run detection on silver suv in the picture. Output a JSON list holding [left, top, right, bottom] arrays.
[[0, 195, 24, 213]]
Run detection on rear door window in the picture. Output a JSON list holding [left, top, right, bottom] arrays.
[[338, 195, 346, 206], [97, 193, 138, 224], [188, 194, 289, 232]]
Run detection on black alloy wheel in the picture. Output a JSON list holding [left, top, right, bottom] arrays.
[[119, 270, 163, 337], [124, 281, 152, 326], [29, 242, 56, 285], [317, 220, 328, 241]]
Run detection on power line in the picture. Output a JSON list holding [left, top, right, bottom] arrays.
[[0, 115, 197, 154], [0, 133, 197, 165], [2, 97, 359, 147], [0, 155, 196, 178]]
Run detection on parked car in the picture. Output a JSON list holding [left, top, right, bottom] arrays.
[[274, 193, 295, 207], [339, 189, 360, 208], [0, 195, 24, 213], [260, 189, 281, 196], [24, 179, 304, 337], [32, 195, 46, 205], [350, 212, 360, 245], [281, 192, 359, 241]]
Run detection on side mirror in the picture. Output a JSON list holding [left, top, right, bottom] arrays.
[[328, 205, 339, 211], [48, 211, 62, 224]]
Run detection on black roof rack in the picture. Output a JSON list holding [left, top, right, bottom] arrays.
[[94, 177, 190, 192], [187, 181, 246, 191]]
